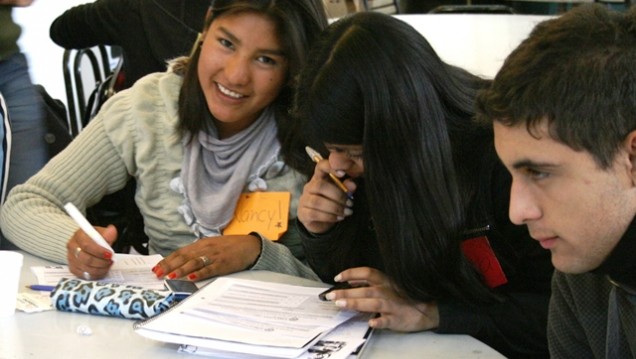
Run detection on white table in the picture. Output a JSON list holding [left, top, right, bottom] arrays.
[[0, 252, 506, 358]]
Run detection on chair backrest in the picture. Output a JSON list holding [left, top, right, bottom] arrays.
[[61, 46, 144, 254], [62, 45, 121, 137], [82, 57, 123, 128], [0, 92, 11, 205]]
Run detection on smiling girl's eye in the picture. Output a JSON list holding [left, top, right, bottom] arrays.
[[219, 38, 234, 49], [257, 55, 277, 66]]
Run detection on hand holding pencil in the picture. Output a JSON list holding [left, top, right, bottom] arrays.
[[297, 147, 355, 234], [305, 146, 352, 199]]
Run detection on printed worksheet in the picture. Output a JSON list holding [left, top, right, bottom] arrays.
[[31, 253, 165, 290], [135, 277, 359, 358], [177, 313, 373, 359]]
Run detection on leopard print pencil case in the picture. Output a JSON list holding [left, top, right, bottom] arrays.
[[50, 278, 176, 320]]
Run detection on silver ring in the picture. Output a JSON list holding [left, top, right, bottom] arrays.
[[74, 247, 82, 259], [199, 256, 211, 267], [83, 271, 92, 280]]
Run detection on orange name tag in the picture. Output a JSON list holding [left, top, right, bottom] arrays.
[[223, 192, 290, 240]]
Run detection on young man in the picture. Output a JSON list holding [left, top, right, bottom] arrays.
[[476, 4, 636, 358]]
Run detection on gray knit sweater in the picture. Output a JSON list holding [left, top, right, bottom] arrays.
[[0, 69, 319, 281]]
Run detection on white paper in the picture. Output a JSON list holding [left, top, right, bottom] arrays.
[[177, 313, 372, 359], [135, 277, 359, 358], [30, 253, 164, 290], [15, 292, 54, 313]]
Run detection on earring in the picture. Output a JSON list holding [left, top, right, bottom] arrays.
[[188, 33, 203, 58]]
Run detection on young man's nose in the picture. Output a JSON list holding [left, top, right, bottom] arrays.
[[508, 178, 542, 225]]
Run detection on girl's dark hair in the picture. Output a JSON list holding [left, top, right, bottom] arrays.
[[177, 0, 328, 172], [295, 12, 495, 304]]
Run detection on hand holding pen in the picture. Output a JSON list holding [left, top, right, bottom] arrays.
[[297, 147, 355, 234], [64, 202, 117, 280]]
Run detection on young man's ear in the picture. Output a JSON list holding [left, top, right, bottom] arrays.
[[625, 130, 636, 184]]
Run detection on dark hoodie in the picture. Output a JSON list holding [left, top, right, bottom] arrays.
[[50, 0, 209, 88]]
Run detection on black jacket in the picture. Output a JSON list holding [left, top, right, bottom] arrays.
[[298, 155, 553, 359], [50, 0, 210, 88]]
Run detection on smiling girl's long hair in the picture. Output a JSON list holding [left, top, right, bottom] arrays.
[[295, 12, 496, 304]]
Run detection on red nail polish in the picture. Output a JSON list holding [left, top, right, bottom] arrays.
[[187, 273, 197, 280], [167, 272, 177, 279], [151, 265, 158, 272], [103, 252, 112, 260], [155, 268, 164, 278]]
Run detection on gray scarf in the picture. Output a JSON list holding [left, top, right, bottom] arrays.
[[180, 107, 280, 235]]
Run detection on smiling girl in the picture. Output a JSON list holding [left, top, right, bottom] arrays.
[[0, 0, 328, 283]]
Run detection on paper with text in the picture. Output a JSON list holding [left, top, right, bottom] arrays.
[[31, 254, 165, 290], [177, 313, 372, 359], [135, 277, 359, 358]]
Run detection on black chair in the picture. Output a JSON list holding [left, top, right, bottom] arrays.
[[0, 92, 11, 205], [61, 46, 147, 255], [62, 45, 121, 137]]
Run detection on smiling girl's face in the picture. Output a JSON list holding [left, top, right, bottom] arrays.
[[198, 11, 288, 139]]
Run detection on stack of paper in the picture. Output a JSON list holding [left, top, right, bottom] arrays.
[[134, 277, 360, 358], [177, 313, 373, 359]]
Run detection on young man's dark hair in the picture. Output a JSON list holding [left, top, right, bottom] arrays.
[[477, 4, 636, 357]]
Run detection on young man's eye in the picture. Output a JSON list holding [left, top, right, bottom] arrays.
[[525, 168, 549, 180]]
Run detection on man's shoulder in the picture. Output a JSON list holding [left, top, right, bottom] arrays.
[[553, 271, 613, 300]]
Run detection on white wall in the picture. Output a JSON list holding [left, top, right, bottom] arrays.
[[13, 4, 551, 106], [13, 0, 93, 105], [396, 14, 552, 79]]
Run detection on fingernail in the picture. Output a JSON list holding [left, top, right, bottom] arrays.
[[325, 292, 335, 301], [103, 252, 112, 260], [336, 216, 344, 221], [187, 273, 197, 280], [334, 274, 342, 282], [344, 208, 353, 216], [151, 265, 158, 273], [154, 268, 164, 278], [166, 272, 177, 279], [346, 199, 354, 207], [334, 299, 346, 307], [335, 170, 346, 177]]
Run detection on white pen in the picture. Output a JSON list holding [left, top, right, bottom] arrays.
[[64, 202, 115, 258]]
